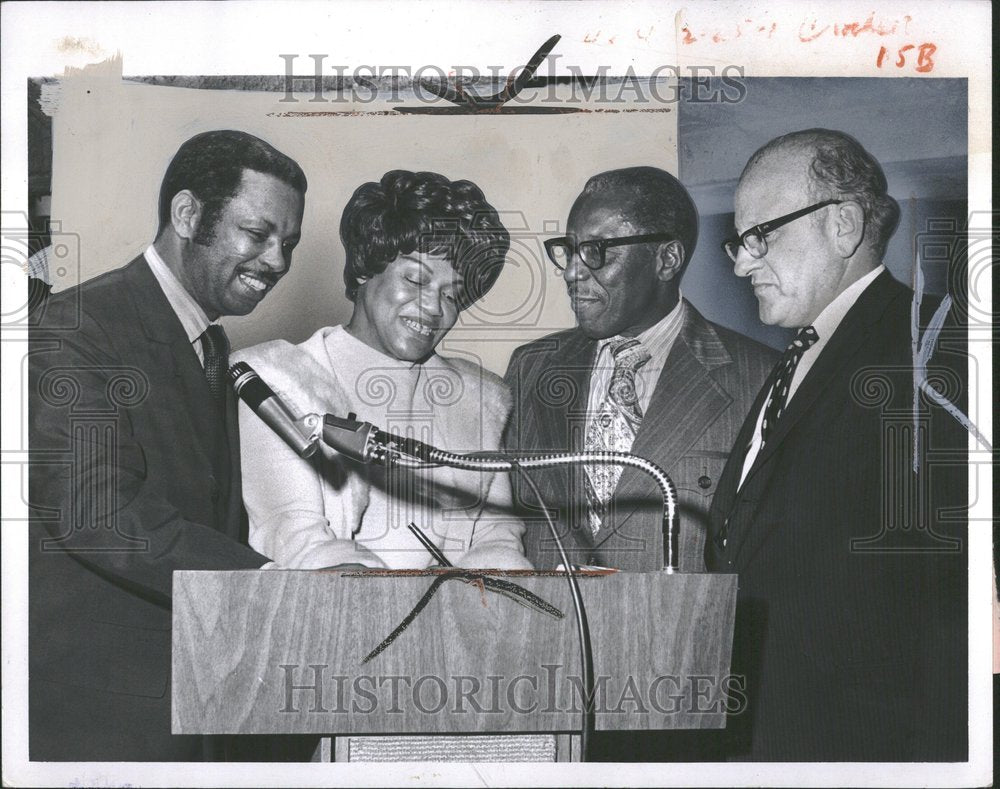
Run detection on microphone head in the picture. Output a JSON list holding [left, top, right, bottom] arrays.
[[227, 361, 318, 458], [228, 361, 273, 410], [228, 361, 256, 394]]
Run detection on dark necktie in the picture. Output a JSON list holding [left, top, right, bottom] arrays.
[[760, 325, 819, 446], [584, 337, 651, 536], [200, 324, 230, 406]]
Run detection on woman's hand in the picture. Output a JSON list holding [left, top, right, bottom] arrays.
[[272, 538, 388, 570], [318, 562, 376, 570], [455, 544, 534, 571]]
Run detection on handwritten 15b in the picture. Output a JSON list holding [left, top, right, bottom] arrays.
[[876, 43, 936, 73]]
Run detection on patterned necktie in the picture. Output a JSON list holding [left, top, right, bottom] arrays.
[[200, 324, 230, 406], [584, 337, 651, 536], [760, 325, 819, 446]]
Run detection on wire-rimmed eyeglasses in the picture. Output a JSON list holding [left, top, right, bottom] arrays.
[[721, 199, 843, 262], [544, 232, 676, 271]]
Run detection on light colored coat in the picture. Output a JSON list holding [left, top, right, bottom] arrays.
[[235, 325, 529, 570]]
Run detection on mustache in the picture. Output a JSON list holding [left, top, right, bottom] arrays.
[[567, 287, 603, 301]]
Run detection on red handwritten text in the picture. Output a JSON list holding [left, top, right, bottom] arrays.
[[799, 12, 912, 42], [877, 42, 936, 72], [680, 17, 778, 44]]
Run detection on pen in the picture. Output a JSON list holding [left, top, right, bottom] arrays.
[[405, 522, 559, 618], [407, 522, 452, 567]]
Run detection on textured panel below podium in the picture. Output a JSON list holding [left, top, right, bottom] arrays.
[[345, 734, 556, 762]]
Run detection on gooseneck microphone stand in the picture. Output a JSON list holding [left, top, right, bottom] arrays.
[[229, 362, 680, 761]]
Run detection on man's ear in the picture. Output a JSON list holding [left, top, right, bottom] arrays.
[[655, 240, 685, 282], [170, 190, 203, 242], [832, 200, 866, 258]]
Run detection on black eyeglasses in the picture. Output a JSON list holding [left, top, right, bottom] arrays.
[[544, 232, 675, 271], [721, 199, 843, 262]]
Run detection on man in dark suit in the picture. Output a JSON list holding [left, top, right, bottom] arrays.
[[29, 130, 309, 761], [706, 128, 967, 761], [504, 166, 777, 576]]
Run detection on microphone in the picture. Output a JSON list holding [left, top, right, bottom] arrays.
[[229, 364, 678, 570], [228, 362, 319, 458], [321, 413, 434, 465]]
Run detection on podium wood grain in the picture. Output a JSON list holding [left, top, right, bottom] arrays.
[[172, 571, 737, 735]]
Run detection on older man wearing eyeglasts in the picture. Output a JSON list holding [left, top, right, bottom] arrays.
[[503, 167, 777, 574], [705, 129, 968, 761], [502, 167, 777, 761]]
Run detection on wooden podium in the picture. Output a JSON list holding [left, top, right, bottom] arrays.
[[172, 570, 737, 761]]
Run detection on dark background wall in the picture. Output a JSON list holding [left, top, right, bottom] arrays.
[[676, 77, 968, 349]]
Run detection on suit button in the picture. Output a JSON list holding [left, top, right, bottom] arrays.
[[698, 475, 712, 490], [714, 517, 729, 550]]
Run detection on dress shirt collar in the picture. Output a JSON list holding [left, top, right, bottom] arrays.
[[809, 265, 885, 353], [736, 264, 887, 490], [144, 244, 212, 347], [784, 264, 885, 403], [595, 295, 686, 370], [588, 297, 686, 419]]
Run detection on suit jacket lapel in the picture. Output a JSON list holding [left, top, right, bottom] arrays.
[[728, 271, 902, 563], [543, 331, 595, 455], [740, 271, 899, 487], [124, 257, 221, 444], [553, 333, 599, 553], [120, 257, 234, 527], [523, 331, 597, 555], [222, 384, 247, 541], [709, 370, 773, 534], [593, 304, 733, 552]]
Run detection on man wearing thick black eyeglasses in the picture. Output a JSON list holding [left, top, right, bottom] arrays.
[[504, 166, 777, 580], [705, 129, 968, 762]]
